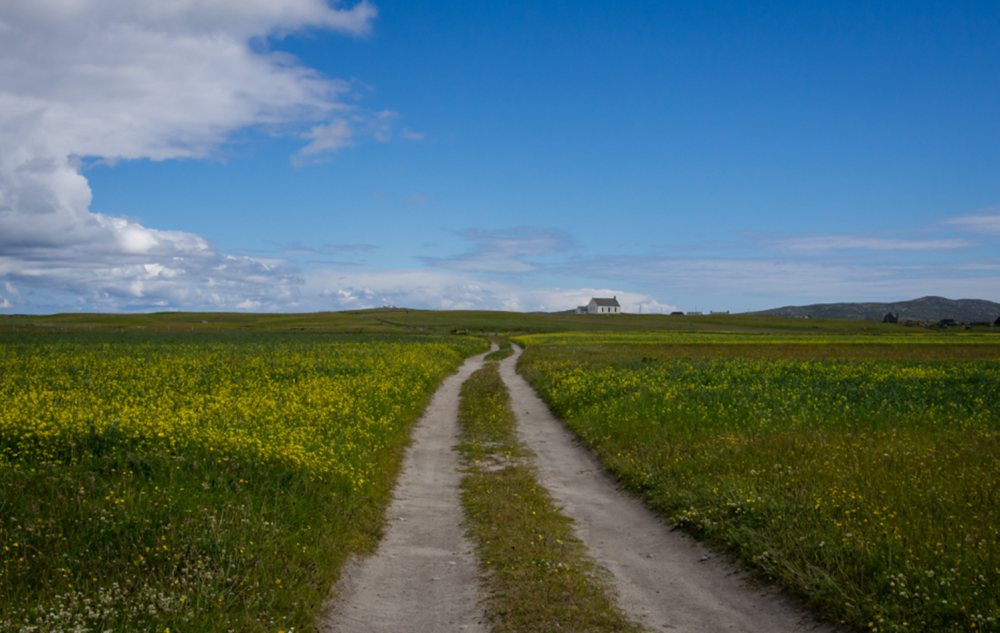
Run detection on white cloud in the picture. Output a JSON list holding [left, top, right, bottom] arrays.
[[4, 282, 22, 303], [371, 110, 398, 142], [405, 192, 433, 205], [401, 128, 425, 140], [554, 254, 1000, 303], [0, 0, 377, 310], [303, 267, 661, 313], [945, 212, 1000, 235], [421, 227, 577, 273], [1, 1, 374, 162], [297, 119, 354, 162], [631, 299, 681, 314], [750, 234, 976, 253], [247, 241, 377, 255], [324, 243, 378, 252]]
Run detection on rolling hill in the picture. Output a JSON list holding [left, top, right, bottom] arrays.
[[750, 296, 1000, 322]]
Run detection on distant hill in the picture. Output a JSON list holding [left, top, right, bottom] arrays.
[[751, 296, 1000, 322]]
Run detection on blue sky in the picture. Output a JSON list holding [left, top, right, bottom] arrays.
[[1, 1, 998, 314]]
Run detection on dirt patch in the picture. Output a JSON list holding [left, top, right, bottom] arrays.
[[499, 344, 837, 632]]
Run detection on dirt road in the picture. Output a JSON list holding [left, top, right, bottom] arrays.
[[321, 348, 495, 633], [324, 343, 833, 632], [498, 344, 835, 633]]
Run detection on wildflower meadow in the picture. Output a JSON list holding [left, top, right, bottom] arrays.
[[0, 331, 487, 633]]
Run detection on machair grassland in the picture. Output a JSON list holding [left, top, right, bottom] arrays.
[[0, 331, 487, 633], [516, 332, 1000, 633], [3, 312, 999, 633]]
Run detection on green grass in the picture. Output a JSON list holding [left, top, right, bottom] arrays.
[[3, 452, 378, 632], [373, 309, 928, 335], [456, 361, 643, 633], [517, 340, 1000, 633], [2, 308, 957, 336], [0, 331, 488, 632], [517, 331, 1000, 347], [0, 311, 398, 333], [4, 313, 996, 632], [483, 338, 514, 362]]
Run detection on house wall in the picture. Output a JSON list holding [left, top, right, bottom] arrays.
[[587, 299, 620, 314]]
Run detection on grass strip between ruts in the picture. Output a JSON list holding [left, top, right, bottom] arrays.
[[456, 361, 645, 632], [483, 338, 514, 362]]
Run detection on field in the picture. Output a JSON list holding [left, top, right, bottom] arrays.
[[0, 330, 487, 632], [3, 308, 969, 337], [515, 332, 1000, 632], [3, 311, 999, 632]]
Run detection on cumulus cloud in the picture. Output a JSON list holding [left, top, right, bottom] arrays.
[[421, 227, 577, 273], [0, 0, 377, 311]]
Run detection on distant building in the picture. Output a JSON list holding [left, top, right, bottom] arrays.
[[588, 296, 621, 315], [687, 311, 702, 316], [710, 310, 729, 315], [575, 306, 588, 314]]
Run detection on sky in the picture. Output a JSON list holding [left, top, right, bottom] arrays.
[[1, 0, 999, 315]]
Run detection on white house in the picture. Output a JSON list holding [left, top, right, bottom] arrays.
[[587, 296, 621, 315]]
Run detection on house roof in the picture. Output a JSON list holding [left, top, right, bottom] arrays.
[[592, 297, 620, 307]]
